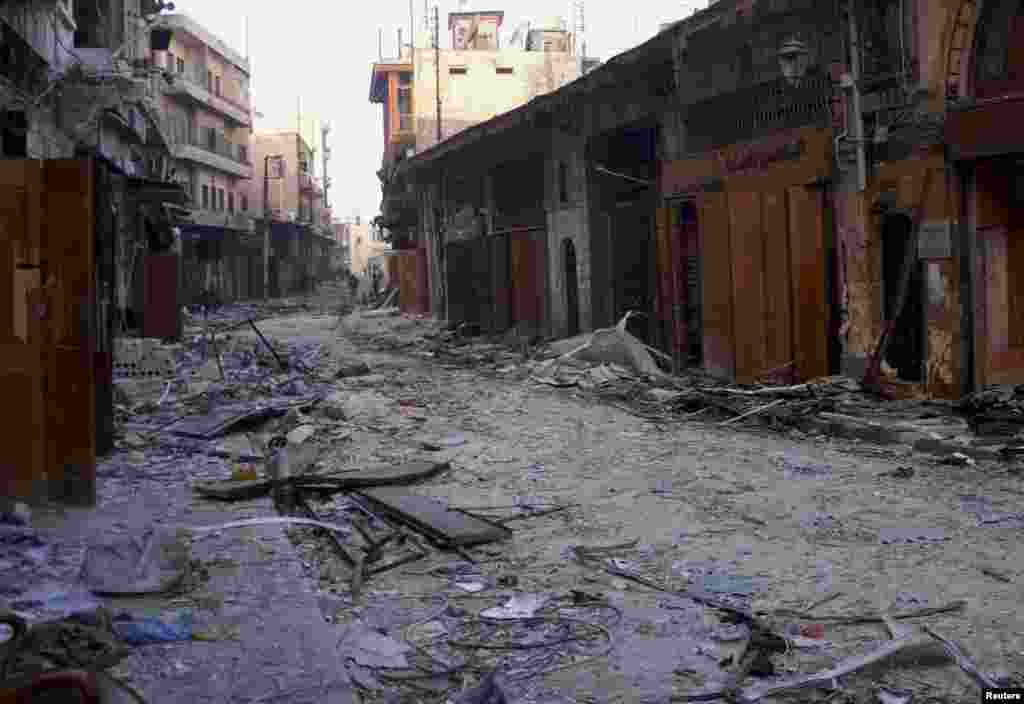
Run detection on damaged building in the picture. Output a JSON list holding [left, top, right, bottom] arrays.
[[387, 0, 1024, 401]]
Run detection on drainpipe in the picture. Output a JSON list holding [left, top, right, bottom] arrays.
[[848, 3, 867, 193]]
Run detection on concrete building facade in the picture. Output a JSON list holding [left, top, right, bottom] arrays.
[[153, 13, 254, 231]]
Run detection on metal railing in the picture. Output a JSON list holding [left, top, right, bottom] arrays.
[[171, 63, 252, 115], [165, 115, 251, 165]]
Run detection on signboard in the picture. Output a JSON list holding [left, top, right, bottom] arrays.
[[918, 221, 953, 259]]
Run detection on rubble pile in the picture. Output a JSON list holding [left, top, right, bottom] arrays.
[[957, 385, 1024, 437]]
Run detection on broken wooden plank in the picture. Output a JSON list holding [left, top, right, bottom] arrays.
[[193, 460, 450, 502], [922, 626, 1002, 689], [355, 488, 513, 547]]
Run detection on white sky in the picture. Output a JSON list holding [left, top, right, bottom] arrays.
[[178, 1, 706, 221]]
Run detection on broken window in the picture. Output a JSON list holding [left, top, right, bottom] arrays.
[[449, 67, 467, 75], [241, 194, 248, 212], [496, 66, 513, 75], [214, 75, 221, 96], [228, 192, 234, 213], [218, 189, 225, 211], [201, 185, 210, 209]]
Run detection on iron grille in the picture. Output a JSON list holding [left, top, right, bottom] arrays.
[[685, 71, 834, 150]]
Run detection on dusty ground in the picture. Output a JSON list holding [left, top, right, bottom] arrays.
[[227, 309, 1024, 703]]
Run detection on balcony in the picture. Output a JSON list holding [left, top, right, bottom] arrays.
[[165, 64, 252, 127], [188, 208, 256, 232], [167, 122, 253, 179]]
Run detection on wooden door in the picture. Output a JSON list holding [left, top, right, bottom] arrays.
[[0, 159, 96, 505], [0, 160, 46, 502], [42, 160, 97, 506]]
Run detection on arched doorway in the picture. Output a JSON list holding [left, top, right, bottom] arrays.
[[563, 238, 580, 337], [882, 213, 924, 381]]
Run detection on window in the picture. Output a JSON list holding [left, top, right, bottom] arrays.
[[558, 161, 568, 203], [218, 189, 225, 211], [176, 57, 184, 73], [206, 70, 213, 89], [1, 111, 28, 157], [239, 145, 247, 162], [449, 67, 467, 75], [241, 194, 248, 212], [166, 52, 175, 70], [201, 185, 210, 209], [397, 72, 412, 131], [214, 75, 221, 96], [228, 192, 234, 213], [496, 66, 513, 75]]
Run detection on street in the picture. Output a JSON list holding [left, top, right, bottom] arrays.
[[4, 301, 1018, 703]]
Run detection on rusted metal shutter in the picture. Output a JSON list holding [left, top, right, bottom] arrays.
[[699, 191, 736, 379]]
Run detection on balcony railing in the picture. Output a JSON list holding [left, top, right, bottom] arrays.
[[299, 172, 314, 192], [165, 116, 250, 165], [176, 63, 251, 114]]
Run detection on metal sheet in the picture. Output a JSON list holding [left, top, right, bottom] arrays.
[[356, 487, 513, 547]]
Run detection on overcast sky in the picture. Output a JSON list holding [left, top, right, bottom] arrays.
[[178, 1, 706, 222]]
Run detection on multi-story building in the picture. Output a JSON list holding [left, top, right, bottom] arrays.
[[369, 9, 585, 247], [251, 129, 325, 226], [153, 13, 254, 232]]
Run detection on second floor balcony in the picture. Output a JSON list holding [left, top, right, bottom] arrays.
[[165, 63, 252, 128], [166, 118, 253, 179]]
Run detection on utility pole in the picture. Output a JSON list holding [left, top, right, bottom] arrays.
[[321, 123, 331, 212], [263, 154, 283, 299], [409, 0, 415, 50], [434, 4, 441, 143]]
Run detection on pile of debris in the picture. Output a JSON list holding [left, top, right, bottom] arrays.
[[957, 385, 1024, 437]]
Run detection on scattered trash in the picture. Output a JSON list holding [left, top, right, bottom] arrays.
[[80, 525, 192, 596], [348, 627, 414, 669], [8, 588, 102, 622], [450, 670, 508, 704], [878, 466, 915, 479], [701, 574, 763, 596], [799, 623, 825, 639], [336, 361, 372, 378], [454, 581, 487, 593], [877, 686, 914, 704], [940, 452, 975, 467], [0, 502, 31, 526], [878, 526, 948, 545], [287, 424, 316, 445], [779, 454, 833, 479], [480, 593, 549, 620], [113, 611, 193, 645], [422, 433, 469, 450], [231, 465, 260, 482], [978, 565, 1013, 583]]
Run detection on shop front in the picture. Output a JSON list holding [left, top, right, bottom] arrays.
[[660, 125, 835, 385]]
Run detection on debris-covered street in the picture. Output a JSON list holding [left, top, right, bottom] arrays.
[[3, 296, 1022, 703]]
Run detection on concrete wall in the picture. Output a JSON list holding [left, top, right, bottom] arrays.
[[412, 47, 580, 154], [348, 222, 389, 275], [545, 130, 592, 337], [251, 132, 308, 218]]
